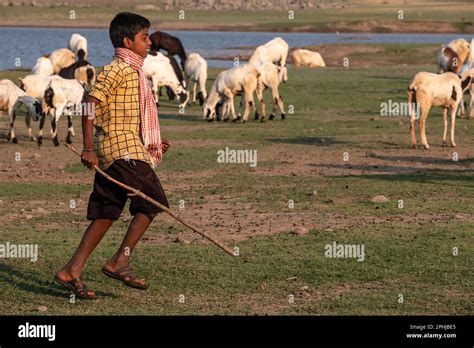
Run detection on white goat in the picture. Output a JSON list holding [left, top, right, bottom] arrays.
[[290, 49, 326, 68], [32, 57, 54, 76], [48, 48, 76, 74], [408, 71, 472, 149], [251, 62, 286, 121], [437, 38, 472, 74], [185, 53, 208, 105], [18, 75, 62, 102], [40, 78, 87, 146], [203, 64, 262, 123], [249, 37, 289, 82], [457, 65, 474, 118], [69, 33, 88, 60], [143, 53, 189, 108], [0, 79, 42, 143]]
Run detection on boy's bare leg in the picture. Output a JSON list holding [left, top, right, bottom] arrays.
[[56, 219, 114, 281], [103, 213, 155, 284]]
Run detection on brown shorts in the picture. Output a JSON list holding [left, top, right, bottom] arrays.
[[87, 159, 169, 220]]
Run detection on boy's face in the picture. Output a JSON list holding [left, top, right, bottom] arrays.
[[124, 28, 151, 58]]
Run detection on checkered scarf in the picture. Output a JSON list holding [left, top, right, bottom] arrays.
[[115, 47, 162, 164]]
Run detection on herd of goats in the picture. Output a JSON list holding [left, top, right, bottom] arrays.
[[0, 30, 473, 150], [0, 30, 325, 146]]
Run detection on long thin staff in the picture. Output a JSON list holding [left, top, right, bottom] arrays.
[[66, 144, 236, 257]]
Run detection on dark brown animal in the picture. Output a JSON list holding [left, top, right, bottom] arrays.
[[59, 60, 96, 88], [149, 31, 187, 70]]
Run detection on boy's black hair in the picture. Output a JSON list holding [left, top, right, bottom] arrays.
[[109, 12, 150, 48]]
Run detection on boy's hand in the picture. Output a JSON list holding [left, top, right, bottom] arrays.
[[81, 151, 99, 170], [162, 139, 171, 154], [81, 96, 99, 170]]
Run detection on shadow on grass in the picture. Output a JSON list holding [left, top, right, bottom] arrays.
[[311, 162, 420, 175], [354, 170, 474, 187], [0, 133, 38, 143], [310, 163, 473, 186], [369, 153, 465, 165], [367, 76, 411, 82], [159, 112, 205, 123], [266, 136, 349, 146], [0, 263, 118, 299], [160, 112, 273, 125]]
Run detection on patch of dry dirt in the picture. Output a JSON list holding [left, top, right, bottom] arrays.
[[1, 114, 473, 248]]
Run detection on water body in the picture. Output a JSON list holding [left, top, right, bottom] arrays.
[[0, 27, 471, 70]]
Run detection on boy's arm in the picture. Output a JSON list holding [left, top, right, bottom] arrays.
[[81, 96, 99, 169]]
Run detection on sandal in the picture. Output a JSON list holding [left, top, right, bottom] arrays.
[[54, 275, 96, 300], [101, 266, 148, 290]]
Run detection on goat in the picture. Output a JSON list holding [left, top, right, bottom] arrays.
[[408, 71, 472, 149], [184, 53, 208, 106]]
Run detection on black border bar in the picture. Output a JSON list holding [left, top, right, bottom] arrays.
[[0, 315, 472, 345]]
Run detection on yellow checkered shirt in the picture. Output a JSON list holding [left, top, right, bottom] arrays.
[[89, 57, 151, 169]]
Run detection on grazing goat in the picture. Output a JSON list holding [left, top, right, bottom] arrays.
[[290, 49, 326, 68], [47, 48, 76, 74], [0, 79, 42, 143], [408, 71, 472, 149], [40, 78, 88, 146], [184, 53, 208, 105], [69, 33, 88, 61], [203, 64, 262, 123], [143, 53, 189, 108], [437, 38, 472, 74], [252, 62, 286, 121], [149, 31, 187, 70], [59, 60, 96, 89], [249, 37, 289, 82], [32, 57, 54, 76]]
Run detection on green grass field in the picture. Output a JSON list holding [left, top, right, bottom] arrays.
[[0, 48, 473, 315]]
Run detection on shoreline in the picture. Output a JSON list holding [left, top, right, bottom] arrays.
[[0, 21, 472, 34], [0, 43, 442, 71]]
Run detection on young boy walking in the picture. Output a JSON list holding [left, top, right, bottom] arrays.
[[55, 12, 170, 299]]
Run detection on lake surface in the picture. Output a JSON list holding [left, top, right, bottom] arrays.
[[0, 27, 471, 70]]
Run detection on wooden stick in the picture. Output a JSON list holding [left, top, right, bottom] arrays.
[[65, 144, 236, 257]]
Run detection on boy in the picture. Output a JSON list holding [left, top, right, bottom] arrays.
[[55, 12, 170, 299]]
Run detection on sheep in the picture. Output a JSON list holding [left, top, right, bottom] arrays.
[[143, 53, 189, 108], [249, 37, 289, 82], [69, 33, 88, 61], [184, 53, 208, 106], [290, 49, 326, 68], [252, 61, 286, 122], [203, 64, 263, 123], [407, 71, 472, 149], [47, 48, 76, 74], [0, 79, 42, 143], [437, 38, 472, 74], [31, 57, 54, 76], [59, 60, 96, 89], [40, 78, 88, 146]]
